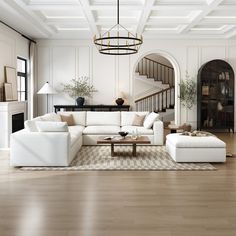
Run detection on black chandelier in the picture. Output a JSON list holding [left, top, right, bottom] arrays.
[[94, 0, 143, 55]]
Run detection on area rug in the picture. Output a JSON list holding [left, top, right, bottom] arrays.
[[20, 146, 216, 171]]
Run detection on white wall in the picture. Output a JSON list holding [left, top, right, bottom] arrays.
[[0, 23, 29, 102], [37, 38, 236, 130], [37, 40, 130, 115], [145, 54, 173, 67]]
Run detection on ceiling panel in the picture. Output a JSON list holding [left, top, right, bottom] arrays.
[[0, 0, 236, 39]]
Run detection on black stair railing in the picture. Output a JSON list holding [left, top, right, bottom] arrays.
[[135, 87, 175, 112], [136, 57, 175, 87]]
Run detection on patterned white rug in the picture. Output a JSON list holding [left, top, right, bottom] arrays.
[[21, 146, 216, 171]]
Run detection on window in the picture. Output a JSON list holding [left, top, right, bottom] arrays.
[[17, 57, 27, 101]]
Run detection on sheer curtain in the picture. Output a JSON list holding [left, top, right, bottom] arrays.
[[29, 41, 38, 119]]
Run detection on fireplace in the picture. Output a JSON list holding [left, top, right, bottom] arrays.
[[12, 113, 24, 133], [0, 101, 26, 149]]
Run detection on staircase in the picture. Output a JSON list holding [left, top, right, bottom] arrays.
[[135, 57, 175, 121]]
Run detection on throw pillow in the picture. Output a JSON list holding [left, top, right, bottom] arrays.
[[132, 114, 146, 126], [143, 112, 159, 129], [36, 121, 68, 132], [40, 113, 62, 122], [60, 114, 75, 126]]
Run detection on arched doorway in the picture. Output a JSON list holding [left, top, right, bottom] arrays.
[[132, 50, 181, 125]]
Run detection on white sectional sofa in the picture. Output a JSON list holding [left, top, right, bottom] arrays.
[[10, 111, 164, 167]]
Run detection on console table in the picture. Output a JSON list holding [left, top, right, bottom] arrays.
[[54, 105, 130, 113]]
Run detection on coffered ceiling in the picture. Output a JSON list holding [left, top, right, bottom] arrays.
[[1, 0, 236, 40]]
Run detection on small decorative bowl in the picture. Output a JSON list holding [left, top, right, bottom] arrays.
[[118, 131, 129, 138]]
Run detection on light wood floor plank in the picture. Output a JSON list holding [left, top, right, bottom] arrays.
[[0, 132, 236, 236]]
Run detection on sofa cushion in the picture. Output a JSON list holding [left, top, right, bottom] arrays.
[[68, 125, 85, 134], [86, 112, 120, 126], [121, 112, 149, 126], [83, 126, 120, 135], [40, 113, 62, 122], [36, 121, 68, 132], [166, 133, 226, 148], [143, 112, 159, 129], [68, 126, 83, 147], [121, 126, 154, 135], [24, 117, 42, 132], [58, 111, 86, 126]]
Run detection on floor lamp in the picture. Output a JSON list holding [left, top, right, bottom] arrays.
[[37, 82, 57, 113]]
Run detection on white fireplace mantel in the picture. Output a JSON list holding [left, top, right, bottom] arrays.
[[0, 101, 26, 149]]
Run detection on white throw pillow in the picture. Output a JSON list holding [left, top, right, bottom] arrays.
[[40, 113, 62, 122], [143, 112, 159, 129], [36, 121, 68, 132], [24, 117, 42, 132]]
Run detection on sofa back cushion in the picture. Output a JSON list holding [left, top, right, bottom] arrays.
[[40, 113, 61, 122], [121, 112, 149, 126], [24, 117, 42, 132], [36, 121, 68, 132], [86, 111, 120, 126], [58, 112, 86, 126]]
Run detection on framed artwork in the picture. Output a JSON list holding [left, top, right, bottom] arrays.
[[4, 83, 13, 101], [5, 66, 17, 101], [202, 85, 209, 96]]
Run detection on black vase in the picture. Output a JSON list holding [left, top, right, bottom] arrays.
[[76, 97, 85, 106], [115, 98, 124, 106]]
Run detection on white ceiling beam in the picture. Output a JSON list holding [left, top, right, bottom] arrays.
[[217, 5, 236, 10], [44, 16, 87, 23], [90, 5, 142, 10], [6, 0, 55, 37], [96, 19, 138, 25], [151, 5, 205, 11], [221, 25, 235, 34], [143, 35, 225, 39], [147, 19, 190, 25], [225, 26, 236, 38], [0, 0, 50, 38], [200, 18, 236, 25], [27, 4, 81, 10], [179, 0, 224, 33], [136, 0, 155, 35], [78, 0, 99, 35]]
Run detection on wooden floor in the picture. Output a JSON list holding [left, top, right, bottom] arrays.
[[0, 132, 236, 236]]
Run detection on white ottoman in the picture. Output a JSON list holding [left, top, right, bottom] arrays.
[[166, 133, 226, 162]]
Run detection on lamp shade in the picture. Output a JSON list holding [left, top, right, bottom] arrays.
[[37, 82, 57, 95]]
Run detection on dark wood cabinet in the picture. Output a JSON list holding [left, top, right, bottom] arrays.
[[197, 59, 234, 132]]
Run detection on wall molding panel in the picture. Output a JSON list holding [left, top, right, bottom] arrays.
[[37, 39, 236, 130]]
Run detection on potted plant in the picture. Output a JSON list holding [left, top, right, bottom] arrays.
[[62, 76, 97, 106], [179, 73, 197, 110]]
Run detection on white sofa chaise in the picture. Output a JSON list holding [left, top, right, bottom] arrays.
[[10, 111, 163, 167], [166, 133, 226, 162]]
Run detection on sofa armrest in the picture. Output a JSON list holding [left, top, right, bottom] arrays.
[[153, 120, 164, 145], [10, 130, 70, 166]]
